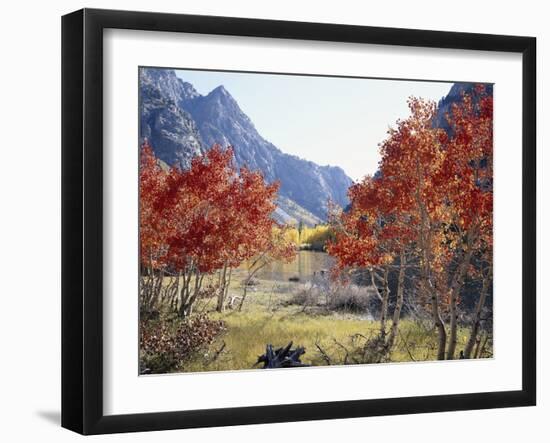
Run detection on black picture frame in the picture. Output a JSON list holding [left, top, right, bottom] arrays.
[[61, 8, 536, 435]]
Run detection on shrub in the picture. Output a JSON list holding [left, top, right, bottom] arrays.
[[327, 284, 376, 314], [140, 314, 226, 374], [286, 281, 376, 316], [287, 287, 319, 309]]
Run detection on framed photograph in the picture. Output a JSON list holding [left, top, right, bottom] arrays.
[[62, 8, 536, 435]]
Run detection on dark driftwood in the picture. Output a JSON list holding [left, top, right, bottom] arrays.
[[256, 342, 309, 368]]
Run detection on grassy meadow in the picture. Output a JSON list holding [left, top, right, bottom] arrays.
[[149, 271, 481, 374]]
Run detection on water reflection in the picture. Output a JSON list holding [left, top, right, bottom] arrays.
[[239, 250, 335, 282]]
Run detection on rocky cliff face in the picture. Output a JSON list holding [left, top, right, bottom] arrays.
[[139, 68, 353, 222], [139, 68, 205, 169]]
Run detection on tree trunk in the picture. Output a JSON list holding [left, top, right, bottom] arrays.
[[464, 270, 491, 358], [238, 283, 248, 312], [477, 332, 490, 358], [446, 232, 476, 360], [169, 273, 181, 313], [225, 267, 232, 300], [239, 262, 268, 311], [413, 159, 446, 359], [179, 263, 203, 318], [178, 267, 190, 317], [371, 268, 389, 339], [386, 252, 406, 351], [473, 331, 489, 358], [216, 263, 229, 313], [419, 242, 446, 360], [433, 297, 447, 360], [152, 269, 164, 309]]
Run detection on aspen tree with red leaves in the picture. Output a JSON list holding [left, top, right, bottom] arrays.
[[139, 142, 292, 317], [439, 85, 493, 359], [327, 181, 405, 356], [139, 141, 172, 313], [328, 86, 493, 361], [329, 97, 448, 359]]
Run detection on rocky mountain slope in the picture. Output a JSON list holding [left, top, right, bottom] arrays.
[[139, 70, 204, 168], [139, 68, 353, 222]]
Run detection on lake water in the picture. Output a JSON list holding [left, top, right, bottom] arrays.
[[240, 250, 335, 283]]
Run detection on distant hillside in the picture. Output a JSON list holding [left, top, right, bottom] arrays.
[[274, 195, 323, 227]]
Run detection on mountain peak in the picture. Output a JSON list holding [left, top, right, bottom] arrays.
[[211, 85, 228, 95], [208, 85, 237, 102], [204, 84, 239, 109]]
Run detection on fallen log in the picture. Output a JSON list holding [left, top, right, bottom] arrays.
[[256, 342, 309, 368]]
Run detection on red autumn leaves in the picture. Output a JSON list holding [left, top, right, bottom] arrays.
[[329, 87, 492, 273], [328, 86, 493, 359], [140, 143, 287, 275]]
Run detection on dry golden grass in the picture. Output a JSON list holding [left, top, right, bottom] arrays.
[[176, 278, 486, 373]]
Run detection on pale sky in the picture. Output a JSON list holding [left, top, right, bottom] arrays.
[[176, 69, 452, 182]]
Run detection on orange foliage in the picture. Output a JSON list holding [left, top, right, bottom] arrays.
[[139, 142, 286, 275], [329, 85, 493, 286]]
